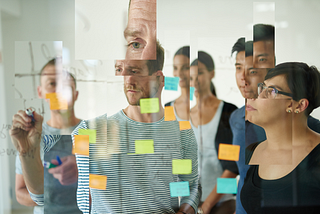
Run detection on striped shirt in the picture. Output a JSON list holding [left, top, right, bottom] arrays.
[[72, 110, 200, 214]]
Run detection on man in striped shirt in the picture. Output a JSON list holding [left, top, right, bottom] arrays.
[[72, 41, 200, 214]]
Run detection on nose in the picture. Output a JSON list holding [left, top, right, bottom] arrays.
[[141, 41, 156, 60]]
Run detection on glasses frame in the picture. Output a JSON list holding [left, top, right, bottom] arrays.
[[257, 82, 293, 99]]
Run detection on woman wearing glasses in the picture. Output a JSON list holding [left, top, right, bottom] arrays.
[[190, 51, 238, 214], [241, 62, 320, 213]]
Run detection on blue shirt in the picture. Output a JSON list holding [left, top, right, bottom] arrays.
[[229, 106, 266, 214]]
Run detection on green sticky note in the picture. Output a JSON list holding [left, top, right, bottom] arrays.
[[135, 140, 154, 154], [217, 178, 237, 194], [172, 159, 192, 174], [78, 129, 96, 144], [140, 98, 159, 114]]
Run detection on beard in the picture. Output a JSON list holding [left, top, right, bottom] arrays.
[[124, 78, 161, 106]]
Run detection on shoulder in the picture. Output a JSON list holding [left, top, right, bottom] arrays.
[[164, 100, 174, 107], [230, 105, 244, 121], [245, 142, 261, 164], [222, 101, 238, 113], [307, 116, 320, 134], [71, 112, 110, 135]]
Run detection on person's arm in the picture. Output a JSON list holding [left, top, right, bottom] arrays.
[[200, 169, 237, 214], [177, 203, 196, 214], [10, 110, 44, 197], [15, 173, 37, 206], [178, 128, 201, 214]]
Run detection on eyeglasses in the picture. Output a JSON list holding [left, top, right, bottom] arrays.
[[257, 82, 293, 99]]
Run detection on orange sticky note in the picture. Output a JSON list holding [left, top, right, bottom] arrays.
[[179, 121, 191, 130], [218, 144, 240, 161], [45, 93, 68, 110], [165, 106, 176, 121], [89, 174, 107, 190], [73, 135, 89, 156]]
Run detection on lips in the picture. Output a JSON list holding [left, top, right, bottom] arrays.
[[246, 104, 256, 111], [127, 90, 137, 93]]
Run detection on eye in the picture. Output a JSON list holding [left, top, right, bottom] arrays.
[[250, 70, 257, 75], [115, 68, 122, 73], [267, 87, 276, 97], [49, 81, 56, 87], [128, 42, 144, 50], [183, 66, 190, 70], [259, 58, 267, 62]]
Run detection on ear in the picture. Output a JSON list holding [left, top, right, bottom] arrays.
[[37, 86, 42, 98], [294, 99, 309, 114], [74, 90, 79, 101], [286, 100, 293, 113], [210, 70, 215, 79], [152, 70, 164, 82]]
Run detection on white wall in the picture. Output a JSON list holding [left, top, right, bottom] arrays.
[[1, 0, 320, 212]]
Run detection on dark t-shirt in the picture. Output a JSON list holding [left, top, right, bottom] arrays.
[[241, 142, 320, 214]]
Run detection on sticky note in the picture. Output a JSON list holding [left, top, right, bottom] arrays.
[[140, 98, 159, 114], [217, 178, 237, 194], [45, 93, 68, 110], [73, 135, 89, 156], [78, 129, 96, 144], [170, 181, 190, 197], [165, 76, 179, 91], [135, 140, 154, 154], [179, 121, 191, 130], [89, 174, 107, 190], [172, 159, 192, 174], [218, 144, 240, 161], [190, 87, 195, 101], [164, 106, 176, 121]]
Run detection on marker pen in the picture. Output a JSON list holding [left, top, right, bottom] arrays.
[[43, 161, 58, 169], [56, 156, 62, 165], [25, 109, 36, 122]]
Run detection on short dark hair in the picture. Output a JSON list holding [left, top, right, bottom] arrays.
[[40, 58, 77, 88], [265, 62, 320, 115], [254, 24, 274, 42], [146, 41, 165, 75], [191, 51, 215, 71], [231, 37, 245, 56], [245, 41, 253, 57], [231, 38, 253, 57], [174, 46, 190, 59]]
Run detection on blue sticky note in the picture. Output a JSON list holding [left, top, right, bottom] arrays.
[[169, 181, 190, 197], [217, 178, 237, 194], [165, 76, 180, 91], [190, 87, 195, 101]]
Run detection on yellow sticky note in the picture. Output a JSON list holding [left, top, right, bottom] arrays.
[[78, 129, 96, 144], [172, 159, 192, 174], [73, 135, 89, 156], [218, 144, 240, 161], [164, 106, 176, 121], [89, 174, 107, 190], [179, 121, 191, 130], [45, 93, 68, 110], [140, 98, 159, 114], [135, 140, 154, 154]]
